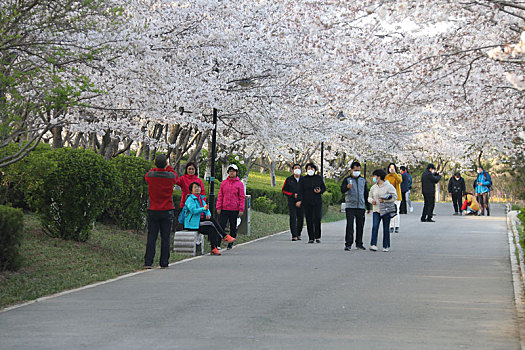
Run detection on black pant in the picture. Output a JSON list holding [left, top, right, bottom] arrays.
[[288, 201, 304, 238], [477, 192, 490, 215], [145, 209, 174, 267], [197, 216, 225, 249], [421, 193, 435, 221], [303, 202, 322, 240], [451, 192, 462, 213], [399, 191, 408, 214], [219, 210, 239, 238], [345, 208, 365, 247]]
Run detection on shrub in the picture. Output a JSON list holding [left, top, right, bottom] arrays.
[[325, 181, 342, 204], [33, 148, 120, 241], [518, 208, 525, 227], [0, 204, 24, 271], [0, 143, 52, 210], [252, 196, 277, 214], [105, 156, 152, 230]]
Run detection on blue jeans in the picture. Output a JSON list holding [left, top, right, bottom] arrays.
[[145, 210, 174, 267], [370, 212, 391, 249]]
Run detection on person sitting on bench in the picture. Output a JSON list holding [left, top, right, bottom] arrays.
[[183, 182, 235, 255]]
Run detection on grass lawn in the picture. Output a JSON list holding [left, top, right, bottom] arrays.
[[0, 205, 344, 310]]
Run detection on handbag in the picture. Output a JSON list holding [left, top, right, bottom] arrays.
[[379, 201, 397, 218]]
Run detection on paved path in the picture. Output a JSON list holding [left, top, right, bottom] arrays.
[[0, 203, 520, 349]]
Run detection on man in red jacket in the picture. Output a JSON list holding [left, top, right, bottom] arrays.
[[144, 154, 178, 269]]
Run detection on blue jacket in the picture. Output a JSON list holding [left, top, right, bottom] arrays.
[[184, 194, 212, 230], [473, 171, 492, 194], [401, 172, 410, 193]]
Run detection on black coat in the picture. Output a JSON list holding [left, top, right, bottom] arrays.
[[298, 174, 326, 205], [421, 170, 442, 194], [448, 177, 465, 194], [282, 175, 302, 203]]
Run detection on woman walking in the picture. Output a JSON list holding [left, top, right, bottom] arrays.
[[297, 163, 326, 243], [184, 182, 236, 255], [368, 169, 397, 252], [217, 164, 245, 250], [385, 163, 402, 233]]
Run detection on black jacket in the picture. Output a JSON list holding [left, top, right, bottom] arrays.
[[421, 170, 442, 194], [448, 177, 465, 194], [282, 175, 302, 203], [298, 174, 326, 205]]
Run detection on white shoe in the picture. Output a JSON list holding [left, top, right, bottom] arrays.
[[383, 247, 390, 252], [409, 207, 414, 213], [369, 245, 377, 251]]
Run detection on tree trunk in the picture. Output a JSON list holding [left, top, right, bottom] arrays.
[[269, 160, 276, 187], [51, 126, 63, 149]]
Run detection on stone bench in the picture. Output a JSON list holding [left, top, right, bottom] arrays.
[[173, 230, 205, 256]]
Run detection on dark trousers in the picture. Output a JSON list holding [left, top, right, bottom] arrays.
[[399, 191, 408, 214], [451, 192, 462, 213], [303, 202, 322, 240], [371, 212, 391, 248], [345, 208, 365, 247], [421, 193, 435, 221], [288, 202, 304, 238], [219, 210, 239, 238], [198, 216, 225, 249], [145, 210, 174, 267], [476, 192, 490, 215]]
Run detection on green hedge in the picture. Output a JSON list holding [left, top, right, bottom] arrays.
[[104, 156, 153, 230], [0, 204, 23, 271], [33, 148, 120, 242]]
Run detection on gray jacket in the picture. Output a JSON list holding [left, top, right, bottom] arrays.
[[340, 176, 370, 210]]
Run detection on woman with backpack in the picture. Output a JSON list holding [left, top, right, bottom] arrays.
[[474, 167, 492, 216], [184, 182, 235, 255]]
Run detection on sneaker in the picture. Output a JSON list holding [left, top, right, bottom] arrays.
[[297, 236, 302, 240], [344, 246, 351, 251], [223, 234, 236, 243], [160, 266, 169, 269], [453, 212, 459, 216], [227, 243, 233, 250], [390, 227, 394, 233], [292, 237, 298, 241], [356, 245, 366, 250], [144, 265, 153, 269], [369, 245, 377, 251], [383, 247, 390, 252], [210, 247, 221, 255], [410, 207, 414, 212], [216, 246, 221, 250], [426, 219, 436, 222], [315, 239, 321, 243], [308, 240, 314, 244], [395, 227, 399, 233]]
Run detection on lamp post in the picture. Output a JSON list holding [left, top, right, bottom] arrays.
[[320, 142, 324, 179], [208, 108, 218, 213]]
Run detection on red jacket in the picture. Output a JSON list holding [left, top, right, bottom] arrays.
[[176, 174, 206, 208], [216, 176, 245, 212], [145, 166, 177, 211]]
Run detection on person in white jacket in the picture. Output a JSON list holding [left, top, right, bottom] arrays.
[[368, 169, 397, 252]]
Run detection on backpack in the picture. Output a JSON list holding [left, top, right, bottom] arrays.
[[178, 206, 188, 225]]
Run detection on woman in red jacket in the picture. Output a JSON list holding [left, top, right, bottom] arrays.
[[217, 164, 245, 250], [176, 162, 206, 211]]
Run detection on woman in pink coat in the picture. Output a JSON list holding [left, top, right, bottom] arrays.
[[217, 164, 245, 250], [176, 162, 206, 210]]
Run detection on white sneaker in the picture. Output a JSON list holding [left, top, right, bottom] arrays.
[[369, 245, 377, 251], [383, 247, 390, 252], [409, 207, 414, 213]]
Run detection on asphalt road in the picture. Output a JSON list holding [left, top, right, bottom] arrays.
[[0, 202, 520, 349]]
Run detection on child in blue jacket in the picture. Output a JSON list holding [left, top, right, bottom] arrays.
[[184, 182, 235, 255]]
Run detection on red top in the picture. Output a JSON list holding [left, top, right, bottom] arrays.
[[145, 166, 178, 211], [197, 196, 206, 219], [176, 174, 206, 208]]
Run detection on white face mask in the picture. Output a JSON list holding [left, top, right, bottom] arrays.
[[352, 171, 361, 177], [307, 169, 315, 176], [293, 168, 301, 176]]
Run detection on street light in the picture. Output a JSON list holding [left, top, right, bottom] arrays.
[[208, 108, 218, 213]]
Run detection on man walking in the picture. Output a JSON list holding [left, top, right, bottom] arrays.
[[282, 164, 304, 241], [474, 166, 492, 216], [421, 163, 442, 222], [144, 154, 178, 269], [448, 172, 466, 215], [399, 166, 410, 214], [341, 161, 371, 250]]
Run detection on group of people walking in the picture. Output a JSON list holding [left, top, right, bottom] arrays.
[[144, 153, 493, 267]]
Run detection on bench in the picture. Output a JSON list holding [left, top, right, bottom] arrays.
[[173, 230, 205, 256]]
